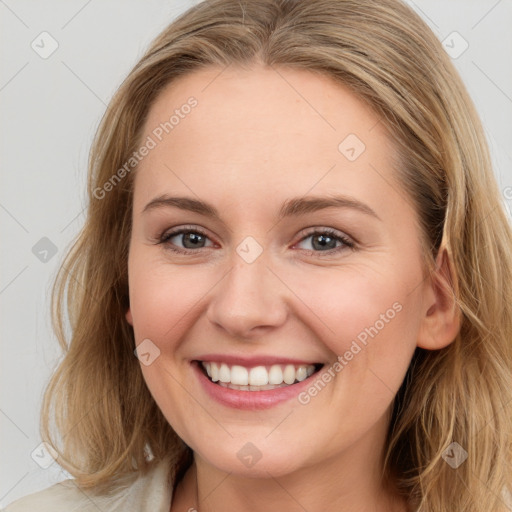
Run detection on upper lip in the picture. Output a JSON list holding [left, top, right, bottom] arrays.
[[194, 354, 323, 367]]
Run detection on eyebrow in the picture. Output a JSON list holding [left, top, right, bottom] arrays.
[[142, 194, 381, 221]]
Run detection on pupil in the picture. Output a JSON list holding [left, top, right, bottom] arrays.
[[313, 234, 336, 251], [184, 233, 204, 248]]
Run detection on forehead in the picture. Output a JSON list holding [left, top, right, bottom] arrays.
[[141, 64, 384, 152], [133, 64, 404, 220]]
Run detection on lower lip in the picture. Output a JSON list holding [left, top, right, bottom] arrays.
[[192, 361, 321, 410]]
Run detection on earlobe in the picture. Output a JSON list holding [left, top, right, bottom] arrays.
[[126, 308, 133, 326], [417, 246, 461, 350]]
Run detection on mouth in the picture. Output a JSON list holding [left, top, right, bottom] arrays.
[[195, 360, 325, 391]]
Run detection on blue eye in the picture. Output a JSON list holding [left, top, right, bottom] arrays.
[[295, 228, 354, 255], [158, 226, 355, 256]]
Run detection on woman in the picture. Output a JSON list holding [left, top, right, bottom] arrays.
[[4, 0, 512, 511]]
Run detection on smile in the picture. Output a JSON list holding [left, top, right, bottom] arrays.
[[199, 361, 324, 391]]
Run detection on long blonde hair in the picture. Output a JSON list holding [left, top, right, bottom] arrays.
[[41, 0, 512, 510]]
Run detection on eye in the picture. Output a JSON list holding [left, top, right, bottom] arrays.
[[294, 228, 355, 256], [158, 226, 214, 255]]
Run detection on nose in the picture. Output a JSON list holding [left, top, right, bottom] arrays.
[[206, 252, 289, 340]]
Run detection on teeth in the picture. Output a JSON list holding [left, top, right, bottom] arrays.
[[249, 366, 268, 386], [210, 363, 219, 382], [219, 363, 230, 383], [231, 365, 249, 385], [296, 366, 308, 381], [268, 365, 283, 385], [283, 364, 296, 384], [201, 361, 318, 390]]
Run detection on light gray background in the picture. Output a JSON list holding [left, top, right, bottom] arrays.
[[1, 0, 511, 507]]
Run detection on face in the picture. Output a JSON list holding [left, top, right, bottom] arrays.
[[125, 64, 433, 478]]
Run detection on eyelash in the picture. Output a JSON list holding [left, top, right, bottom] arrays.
[[157, 225, 356, 257]]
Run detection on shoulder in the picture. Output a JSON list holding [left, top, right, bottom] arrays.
[[1, 479, 92, 512], [2, 457, 174, 512]]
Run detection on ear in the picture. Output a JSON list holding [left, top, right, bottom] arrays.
[[126, 308, 133, 326], [416, 246, 461, 350]]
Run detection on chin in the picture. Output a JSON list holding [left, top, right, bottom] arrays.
[[193, 440, 311, 479]]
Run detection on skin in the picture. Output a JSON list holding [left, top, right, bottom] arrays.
[[125, 63, 460, 512]]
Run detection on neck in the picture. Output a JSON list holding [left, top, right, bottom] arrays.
[[190, 461, 408, 512]]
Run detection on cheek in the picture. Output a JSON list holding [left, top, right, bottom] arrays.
[[127, 255, 211, 343], [285, 267, 421, 440], [284, 263, 423, 419], [282, 263, 421, 359], [127, 255, 212, 434]]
